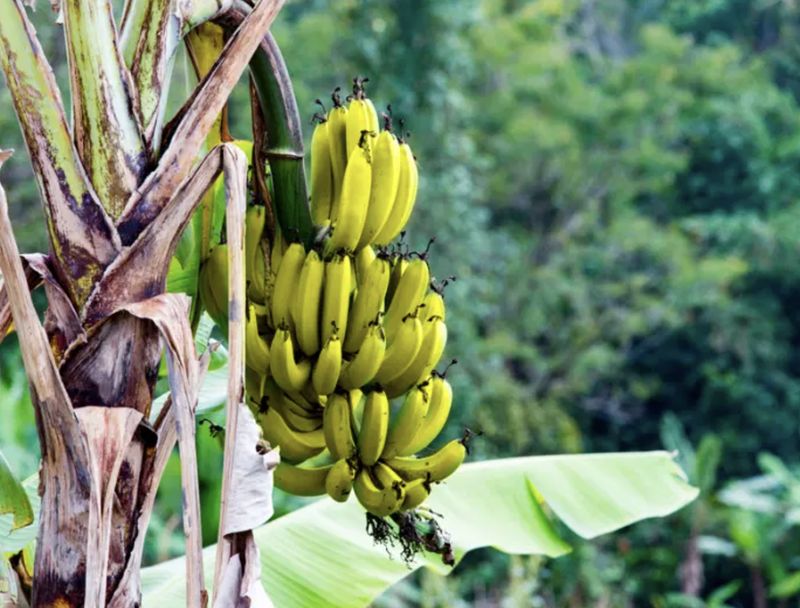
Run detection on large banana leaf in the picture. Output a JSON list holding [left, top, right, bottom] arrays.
[[141, 451, 697, 607]]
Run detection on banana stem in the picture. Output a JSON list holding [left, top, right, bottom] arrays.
[[216, 2, 314, 247]]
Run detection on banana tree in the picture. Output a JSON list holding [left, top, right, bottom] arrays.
[[0, 0, 305, 604]]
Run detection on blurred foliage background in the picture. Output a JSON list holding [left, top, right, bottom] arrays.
[[4, 0, 800, 605]]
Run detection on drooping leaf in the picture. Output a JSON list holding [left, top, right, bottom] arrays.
[[141, 451, 697, 607], [0, 474, 39, 554]]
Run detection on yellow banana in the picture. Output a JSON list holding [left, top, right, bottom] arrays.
[[422, 290, 446, 322], [245, 367, 265, 404], [264, 378, 321, 418], [373, 140, 418, 245], [383, 258, 429, 341], [245, 304, 270, 375], [323, 392, 356, 460], [339, 323, 386, 390], [327, 93, 348, 210], [270, 328, 311, 393], [274, 462, 331, 496], [199, 243, 229, 331], [358, 130, 401, 248], [245, 206, 267, 303], [325, 458, 355, 503], [310, 118, 334, 224], [321, 255, 352, 345], [311, 334, 343, 396], [271, 242, 306, 329], [374, 461, 406, 501], [354, 245, 376, 283], [291, 250, 325, 356], [269, 389, 323, 432], [401, 478, 430, 511], [346, 93, 375, 160], [343, 255, 391, 353], [374, 313, 423, 385], [257, 405, 325, 464], [329, 137, 372, 252], [386, 439, 466, 483], [403, 375, 454, 455], [357, 390, 389, 465], [381, 384, 430, 460], [386, 255, 408, 303], [383, 318, 447, 398], [353, 469, 403, 517], [269, 226, 287, 277]]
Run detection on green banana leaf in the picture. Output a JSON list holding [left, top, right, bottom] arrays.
[[0, 449, 32, 533], [141, 451, 698, 607], [0, 471, 38, 554]]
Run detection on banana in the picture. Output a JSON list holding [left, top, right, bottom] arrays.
[[274, 462, 331, 496], [346, 94, 375, 160], [421, 290, 446, 322], [263, 378, 321, 417], [354, 245, 376, 283], [374, 461, 406, 501], [329, 137, 372, 252], [292, 250, 325, 356], [343, 255, 391, 353], [199, 243, 229, 331], [357, 390, 389, 465], [383, 258, 429, 341], [270, 227, 287, 278], [269, 390, 323, 432], [323, 392, 356, 460], [386, 255, 408, 303], [339, 323, 386, 390], [321, 255, 352, 345], [403, 375, 454, 455], [374, 313, 423, 385], [270, 328, 311, 393], [245, 304, 270, 375], [325, 458, 355, 503], [245, 367, 265, 404], [353, 468, 403, 517], [381, 384, 430, 460], [327, 94, 348, 210], [373, 140, 418, 246], [386, 439, 466, 483], [358, 130, 401, 248], [312, 334, 343, 396], [383, 318, 447, 398], [310, 119, 334, 224], [401, 478, 430, 511], [245, 206, 267, 303], [271, 242, 306, 329], [257, 405, 325, 464]]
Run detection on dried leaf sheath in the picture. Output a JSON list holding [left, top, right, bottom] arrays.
[[0, 0, 120, 307]]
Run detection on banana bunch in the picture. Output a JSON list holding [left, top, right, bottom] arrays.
[[200, 80, 465, 519], [310, 79, 419, 253]]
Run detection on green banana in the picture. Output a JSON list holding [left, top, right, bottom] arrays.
[[271, 242, 306, 329], [325, 458, 355, 503], [321, 255, 352, 345], [310, 118, 334, 224], [311, 333, 343, 396], [373, 140, 419, 245], [292, 250, 325, 356], [374, 313, 423, 385], [383, 318, 447, 398], [357, 390, 389, 465], [358, 130, 401, 248], [274, 462, 331, 496], [386, 439, 467, 483], [381, 384, 430, 460], [343, 255, 391, 353], [383, 258, 429, 341], [199, 243, 229, 332], [245, 206, 267, 303], [403, 374, 454, 455], [270, 328, 311, 393], [323, 392, 356, 460]]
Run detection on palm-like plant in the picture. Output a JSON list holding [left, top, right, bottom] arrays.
[[0, 0, 303, 605]]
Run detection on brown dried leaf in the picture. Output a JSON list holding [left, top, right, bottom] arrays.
[[212, 532, 274, 608]]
